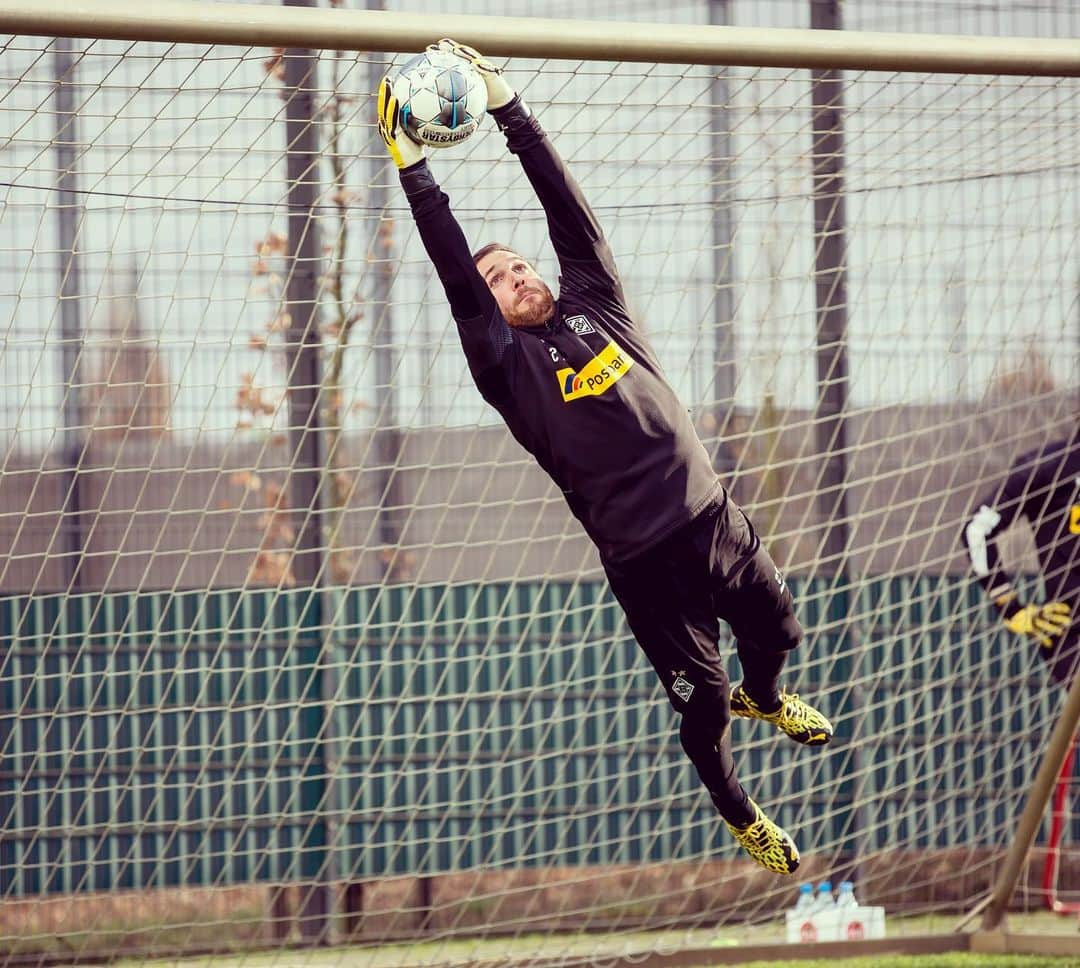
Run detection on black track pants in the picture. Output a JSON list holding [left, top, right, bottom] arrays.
[[603, 492, 803, 826]]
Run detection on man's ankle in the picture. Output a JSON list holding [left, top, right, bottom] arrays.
[[741, 683, 781, 713], [715, 793, 756, 828]]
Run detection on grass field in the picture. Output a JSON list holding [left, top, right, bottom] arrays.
[[724, 958, 1080, 968], [116, 949, 1080, 968], [106, 912, 1080, 968], [114, 950, 1080, 968]]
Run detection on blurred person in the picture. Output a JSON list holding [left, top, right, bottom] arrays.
[[377, 40, 832, 875], [962, 419, 1080, 686]]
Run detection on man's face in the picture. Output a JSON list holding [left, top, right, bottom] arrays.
[[476, 249, 555, 328]]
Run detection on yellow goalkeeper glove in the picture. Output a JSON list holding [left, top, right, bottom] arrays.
[[428, 38, 516, 110], [1004, 602, 1072, 650], [377, 73, 425, 171]]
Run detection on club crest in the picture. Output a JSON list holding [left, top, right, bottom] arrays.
[[672, 676, 694, 703], [565, 314, 596, 336]]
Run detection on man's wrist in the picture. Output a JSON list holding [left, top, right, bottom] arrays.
[[399, 158, 436, 198], [991, 584, 1022, 619], [490, 95, 534, 133]]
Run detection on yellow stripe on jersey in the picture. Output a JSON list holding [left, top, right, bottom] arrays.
[[555, 340, 634, 402]]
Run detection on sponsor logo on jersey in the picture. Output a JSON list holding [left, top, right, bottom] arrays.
[[565, 314, 596, 336], [555, 339, 634, 402]]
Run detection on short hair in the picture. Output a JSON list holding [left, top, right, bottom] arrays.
[[472, 242, 518, 266]]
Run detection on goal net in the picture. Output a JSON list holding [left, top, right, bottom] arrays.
[[2, 9, 1078, 965]]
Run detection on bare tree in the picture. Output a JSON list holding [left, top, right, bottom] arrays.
[[84, 264, 172, 442], [232, 23, 413, 587]]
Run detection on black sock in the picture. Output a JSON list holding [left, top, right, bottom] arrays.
[[712, 790, 755, 827], [748, 687, 782, 713], [736, 637, 785, 712]]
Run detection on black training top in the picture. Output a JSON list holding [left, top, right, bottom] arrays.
[[962, 423, 1080, 611], [399, 97, 722, 564]]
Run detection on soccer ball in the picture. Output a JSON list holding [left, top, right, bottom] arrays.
[[392, 50, 487, 149]]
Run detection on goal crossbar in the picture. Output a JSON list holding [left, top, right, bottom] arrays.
[[3, 0, 1080, 75]]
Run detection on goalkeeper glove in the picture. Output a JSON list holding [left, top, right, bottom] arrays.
[[377, 73, 425, 171], [1004, 601, 1072, 650], [429, 38, 516, 110]]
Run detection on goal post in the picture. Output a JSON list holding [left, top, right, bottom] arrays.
[[2, 0, 1080, 75], [1, 3, 1079, 963], [982, 669, 1080, 930]]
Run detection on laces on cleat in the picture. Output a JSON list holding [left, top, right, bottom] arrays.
[[731, 684, 833, 747]]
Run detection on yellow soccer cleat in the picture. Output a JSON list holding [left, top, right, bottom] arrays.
[[730, 685, 833, 746], [725, 799, 800, 875]]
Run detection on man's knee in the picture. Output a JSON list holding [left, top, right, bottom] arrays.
[[727, 588, 803, 654], [737, 615, 802, 660], [774, 614, 803, 653], [679, 699, 731, 758], [745, 614, 803, 654]]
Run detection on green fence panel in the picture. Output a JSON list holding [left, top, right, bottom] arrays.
[[0, 575, 1069, 895]]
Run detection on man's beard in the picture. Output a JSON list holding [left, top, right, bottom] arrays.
[[504, 284, 555, 328]]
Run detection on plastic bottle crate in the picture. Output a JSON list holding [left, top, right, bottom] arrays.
[[785, 904, 886, 943]]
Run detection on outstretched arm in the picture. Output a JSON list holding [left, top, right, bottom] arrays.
[[378, 75, 515, 394], [964, 487, 1022, 612], [434, 40, 622, 301], [963, 453, 1072, 649]]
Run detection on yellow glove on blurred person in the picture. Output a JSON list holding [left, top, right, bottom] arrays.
[[429, 38, 516, 110], [1004, 602, 1072, 650], [377, 73, 425, 170]]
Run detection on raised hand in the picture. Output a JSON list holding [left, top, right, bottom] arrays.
[[377, 73, 425, 170], [428, 38, 516, 109], [1004, 601, 1072, 650]]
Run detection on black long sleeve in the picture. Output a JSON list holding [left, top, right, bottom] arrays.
[[396, 105, 722, 563], [490, 97, 623, 304], [963, 429, 1080, 612], [399, 160, 514, 400], [963, 472, 1027, 612]]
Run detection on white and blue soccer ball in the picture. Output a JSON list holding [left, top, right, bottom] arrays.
[[392, 50, 487, 149]]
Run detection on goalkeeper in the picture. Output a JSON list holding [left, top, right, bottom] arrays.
[[962, 420, 1080, 686], [378, 42, 832, 875]]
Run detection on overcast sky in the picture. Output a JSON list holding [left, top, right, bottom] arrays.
[[0, 0, 1077, 453]]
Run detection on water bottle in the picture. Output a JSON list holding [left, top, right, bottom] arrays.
[[813, 880, 835, 911], [793, 882, 814, 914], [792, 882, 817, 944], [836, 880, 857, 909]]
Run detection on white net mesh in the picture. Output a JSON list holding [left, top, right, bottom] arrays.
[[1, 13, 1079, 967]]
